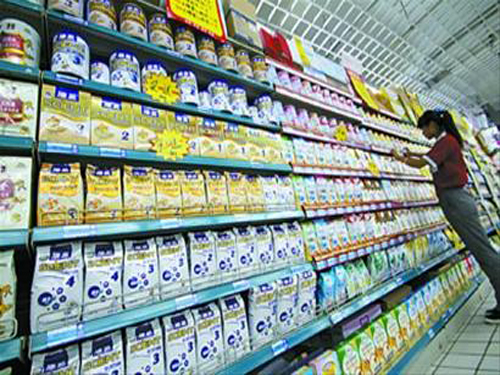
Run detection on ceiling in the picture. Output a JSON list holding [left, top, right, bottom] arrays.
[[251, 0, 500, 116]]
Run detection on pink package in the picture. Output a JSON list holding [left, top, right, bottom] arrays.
[[297, 108, 310, 128], [331, 92, 339, 107], [302, 80, 313, 96], [310, 112, 320, 132], [284, 104, 298, 126], [323, 88, 332, 105], [319, 116, 329, 135], [290, 75, 302, 93], [312, 84, 322, 101], [277, 70, 292, 89]]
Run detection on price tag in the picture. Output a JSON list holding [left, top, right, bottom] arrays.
[[316, 260, 327, 270], [55, 72, 83, 85], [358, 248, 366, 256], [99, 147, 126, 158], [337, 207, 346, 214], [46, 142, 78, 154], [428, 328, 435, 338], [175, 294, 197, 310], [63, 225, 97, 239], [374, 244, 381, 251], [327, 257, 338, 267], [354, 206, 362, 212], [347, 207, 354, 213], [272, 339, 289, 356], [366, 246, 373, 253], [348, 252, 356, 260], [232, 279, 250, 291], [160, 218, 180, 230], [370, 204, 377, 210], [318, 209, 327, 217], [339, 254, 347, 262], [327, 208, 337, 215], [47, 323, 84, 346]]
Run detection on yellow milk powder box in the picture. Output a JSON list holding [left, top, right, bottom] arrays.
[[123, 166, 156, 221], [40, 84, 91, 144], [337, 339, 362, 375], [204, 170, 229, 214], [154, 170, 182, 218], [38, 163, 84, 226], [355, 329, 377, 375], [308, 350, 341, 375], [226, 172, 249, 212], [381, 311, 402, 361], [91, 95, 133, 149], [369, 319, 389, 374], [133, 104, 167, 151], [30, 242, 83, 333], [85, 165, 122, 223], [180, 171, 207, 215]]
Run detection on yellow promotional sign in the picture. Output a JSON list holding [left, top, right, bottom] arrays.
[[367, 160, 380, 176], [334, 125, 348, 142], [346, 70, 379, 110], [167, 0, 226, 41], [155, 129, 190, 160], [294, 36, 311, 67], [143, 74, 180, 104]]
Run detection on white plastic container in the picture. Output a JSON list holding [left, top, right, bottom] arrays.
[[30, 242, 83, 333], [173, 69, 199, 105], [110, 50, 141, 92], [51, 31, 90, 80], [0, 19, 40, 68]]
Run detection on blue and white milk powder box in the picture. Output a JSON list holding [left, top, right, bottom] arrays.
[[83, 241, 123, 320], [248, 282, 276, 347], [270, 224, 288, 266], [254, 225, 274, 267], [219, 294, 250, 362], [193, 303, 224, 372], [260, 175, 279, 210], [189, 232, 217, 288], [276, 275, 298, 335], [286, 221, 305, 263], [296, 270, 317, 325], [123, 238, 159, 309], [126, 319, 165, 374], [156, 234, 190, 299], [31, 345, 80, 375], [31, 242, 83, 333], [81, 331, 125, 374], [215, 230, 238, 281], [162, 309, 197, 375], [234, 226, 258, 275]]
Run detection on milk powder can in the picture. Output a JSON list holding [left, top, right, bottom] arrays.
[[0, 19, 40, 68], [90, 60, 110, 84], [48, 0, 84, 18], [120, 3, 147, 41], [174, 69, 199, 105], [229, 85, 249, 116], [141, 60, 167, 90], [175, 26, 197, 58], [236, 49, 253, 78], [208, 79, 231, 112], [198, 36, 218, 65], [51, 31, 90, 79], [110, 50, 141, 92], [87, 0, 117, 30], [252, 56, 269, 83], [149, 13, 174, 50], [217, 42, 237, 71]]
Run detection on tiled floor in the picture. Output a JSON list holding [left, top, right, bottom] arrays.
[[429, 286, 500, 375]]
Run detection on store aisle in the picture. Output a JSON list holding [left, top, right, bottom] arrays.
[[429, 284, 500, 375]]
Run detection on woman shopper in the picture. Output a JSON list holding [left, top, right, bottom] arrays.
[[392, 109, 500, 324]]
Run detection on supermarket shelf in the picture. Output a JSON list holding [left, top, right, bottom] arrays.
[[313, 223, 447, 270], [0, 230, 29, 250], [38, 142, 292, 173], [274, 85, 364, 123], [218, 247, 459, 375], [361, 121, 430, 146], [0, 135, 34, 154], [266, 58, 355, 100], [305, 200, 439, 219], [292, 165, 432, 182], [31, 210, 305, 244], [0, 0, 43, 12], [30, 262, 313, 354], [0, 337, 23, 363], [0, 60, 40, 82], [46, 10, 273, 96], [387, 276, 484, 375], [282, 126, 390, 155], [42, 71, 279, 132]]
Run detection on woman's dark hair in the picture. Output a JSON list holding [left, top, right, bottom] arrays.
[[417, 110, 464, 148]]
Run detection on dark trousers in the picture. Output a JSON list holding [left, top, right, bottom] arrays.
[[438, 187, 500, 310]]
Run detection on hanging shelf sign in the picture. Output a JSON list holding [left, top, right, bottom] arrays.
[[166, 0, 227, 42], [346, 69, 379, 111]]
